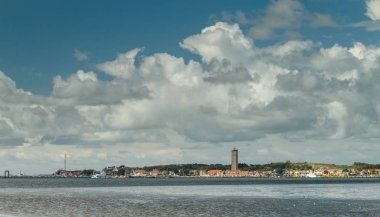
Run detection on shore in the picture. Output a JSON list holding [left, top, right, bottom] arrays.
[[3, 176, 380, 179]]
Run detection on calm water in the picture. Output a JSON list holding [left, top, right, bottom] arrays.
[[0, 178, 380, 217]]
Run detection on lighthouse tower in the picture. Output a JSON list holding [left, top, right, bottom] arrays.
[[231, 148, 238, 170]]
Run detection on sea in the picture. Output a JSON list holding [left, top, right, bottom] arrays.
[[0, 178, 379, 217]]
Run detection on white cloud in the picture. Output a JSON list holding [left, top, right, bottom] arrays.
[[180, 22, 254, 63], [260, 40, 314, 57], [52, 70, 149, 105], [97, 48, 143, 79], [0, 70, 20, 96], [366, 0, 380, 20], [74, 49, 89, 61], [325, 101, 348, 139], [349, 42, 380, 70]]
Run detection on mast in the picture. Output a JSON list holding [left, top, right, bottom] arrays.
[[64, 152, 67, 171]]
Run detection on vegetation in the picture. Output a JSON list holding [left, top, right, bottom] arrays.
[[81, 169, 95, 176], [353, 162, 380, 169]]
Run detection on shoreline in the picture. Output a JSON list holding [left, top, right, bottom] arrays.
[[2, 176, 380, 179]]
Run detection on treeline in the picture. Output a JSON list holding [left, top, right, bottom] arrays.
[[353, 162, 380, 169]]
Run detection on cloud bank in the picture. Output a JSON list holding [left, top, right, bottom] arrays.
[[2, 21, 380, 173]]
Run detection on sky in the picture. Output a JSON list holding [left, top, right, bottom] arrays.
[[1, 0, 380, 174]]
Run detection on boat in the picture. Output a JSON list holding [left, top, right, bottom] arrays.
[[306, 173, 317, 178], [91, 172, 111, 179]]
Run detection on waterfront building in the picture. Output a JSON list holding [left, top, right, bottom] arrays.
[[225, 169, 239, 177], [207, 170, 225, 177], [231, 148, 238, 170], [131, 169, 148, 177], [150, 169, 160, 177], [199, 170, 208, 177]]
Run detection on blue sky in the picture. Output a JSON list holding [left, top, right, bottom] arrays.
[[1, 0, 238, 94], [1, 0, 380, 174], [0, 0, 376, 95]]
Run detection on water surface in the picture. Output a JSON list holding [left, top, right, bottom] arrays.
[[0, 178, 379, 217]]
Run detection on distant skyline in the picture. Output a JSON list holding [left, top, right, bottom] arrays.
[[1, 0, 380, 174]]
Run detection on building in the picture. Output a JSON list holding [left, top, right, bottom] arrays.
[[131, 169, 148, 177], [231, 148, 238, 170], [150, 169, 160, 177], [207, 170, 225, 177]]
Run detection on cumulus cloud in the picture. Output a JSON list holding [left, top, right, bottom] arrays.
[[97, 48, 143, 79], [3, 21, 380, 173], [180, 22, 254, 63], [52, 70, 150, 105], [204, 59, 257, 84]]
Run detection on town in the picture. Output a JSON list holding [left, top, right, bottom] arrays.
[[53, 149, 380, 179], [3, 148, 380, 179], [54, 162, 380, 179]]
